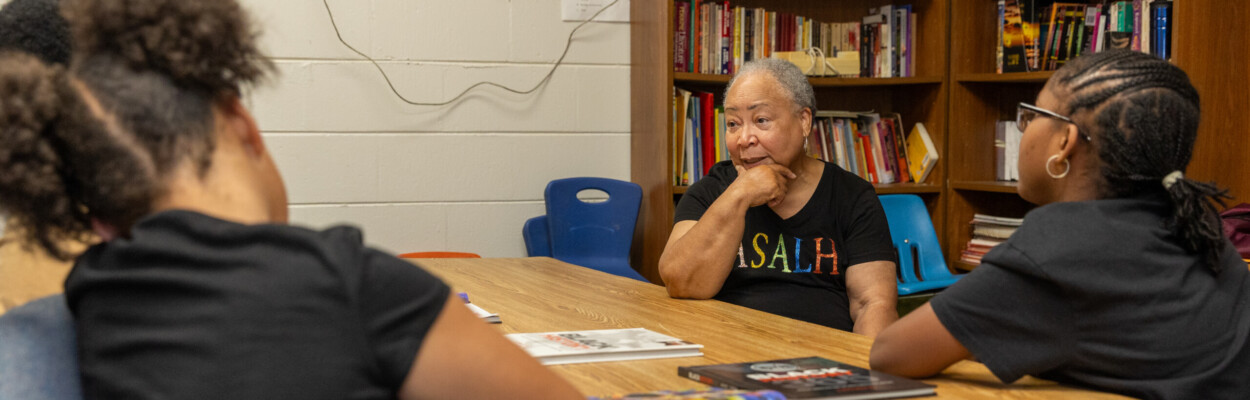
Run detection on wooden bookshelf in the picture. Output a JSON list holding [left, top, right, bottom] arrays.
[[631, 0, 949, 283], [637, 0, 1248, 282], [945, 0, 1250, 268]]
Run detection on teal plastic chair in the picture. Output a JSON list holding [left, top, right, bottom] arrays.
[[0, 295, 82, 400], [878, 194, 962, 295], [523, 177, 647, 282]]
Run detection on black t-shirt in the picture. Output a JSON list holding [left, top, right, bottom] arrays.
[[64, 210, 451, 400], [931, 195, 1250, 400], [674, 161, 895, 330]]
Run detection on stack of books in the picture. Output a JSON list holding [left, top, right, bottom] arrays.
[[961, 214, 1024, 266], [673, 2, 919, 78], [998, 0, 1175, 74]]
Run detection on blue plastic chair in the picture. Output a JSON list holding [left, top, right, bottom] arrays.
[[0, 294, 82, 400], [523, 177, 647, 282], [523, 215, 552, 258], [878, 194, 963, 295]]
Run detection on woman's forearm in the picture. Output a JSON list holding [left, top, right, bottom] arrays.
[[659, 189, 752, 299]]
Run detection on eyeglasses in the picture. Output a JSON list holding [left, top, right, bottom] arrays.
[[1017, 102, 1093, 141]]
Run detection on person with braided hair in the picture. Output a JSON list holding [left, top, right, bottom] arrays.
[[0, 0, 582, 398], [869, 49, 1250, 399]]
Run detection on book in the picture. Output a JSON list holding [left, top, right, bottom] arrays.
[[679, 356, 935, 400], [904, 123, 938, 184], [507, 328, 703, 365], [592, 388, 786, 400]]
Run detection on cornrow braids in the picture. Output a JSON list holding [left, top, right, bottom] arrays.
[[1052, 49, 1230, 272]]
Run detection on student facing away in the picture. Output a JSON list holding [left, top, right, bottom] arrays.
[[0, 0, 582, 398], [870, 50, 1250, 400]]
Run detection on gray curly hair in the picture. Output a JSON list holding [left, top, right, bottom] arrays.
[[724, 58, 817, 115]]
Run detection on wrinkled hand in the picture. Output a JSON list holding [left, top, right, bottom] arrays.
[[731, 164, 797, 208]]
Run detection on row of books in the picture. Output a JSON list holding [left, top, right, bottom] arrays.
[[672, 87, 939, 187], [673, 2, 920, 78], [998, 0, 1175, 73], [960, 214, 1023, 266], [512, 327, 934, 399], [808, 112, 938, 185]]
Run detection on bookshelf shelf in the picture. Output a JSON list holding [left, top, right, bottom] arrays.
[[674, 73, 731, 84], [873, 183, 944, 194], [949, 180, 1018, 194], [674, 183, 943, 196], [806, 76, 944, 87], [675, 73, 944, 87], [953, 260, 979, 272], [955, 71, 1053, 83]]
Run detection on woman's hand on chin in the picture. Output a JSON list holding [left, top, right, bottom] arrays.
[[731, 163, 797, 208]]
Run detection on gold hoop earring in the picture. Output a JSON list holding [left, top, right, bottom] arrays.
[[1046, 155, 1070, 179]]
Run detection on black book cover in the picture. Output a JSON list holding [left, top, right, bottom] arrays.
[[679, 356, 936, 399]]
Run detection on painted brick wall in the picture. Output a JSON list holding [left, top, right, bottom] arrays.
[[243, 0, 631, 257]]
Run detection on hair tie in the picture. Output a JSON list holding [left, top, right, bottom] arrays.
[[1162, 170, 1184, 189]]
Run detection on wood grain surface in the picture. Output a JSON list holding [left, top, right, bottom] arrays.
[[416, 257, 1126, 399]]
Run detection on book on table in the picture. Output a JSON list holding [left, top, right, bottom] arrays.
[[506, 328, 703, 365], [679, 356, 935, 400]]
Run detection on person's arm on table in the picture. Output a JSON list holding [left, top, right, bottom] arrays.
[[869, 302, 970, 378], [659, 164, 795, 299], [400, 293, 582, 400], [846, 260, 898, 338]]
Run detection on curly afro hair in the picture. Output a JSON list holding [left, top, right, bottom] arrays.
[[0, 0, 71, 65], [0, 0, 273, 259]]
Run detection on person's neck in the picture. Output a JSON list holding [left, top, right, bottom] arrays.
[[151, 158, 276, 226]]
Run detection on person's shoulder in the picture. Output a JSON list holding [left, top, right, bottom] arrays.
[[822, 162, 874, 193], [706, 160, 738, 180]]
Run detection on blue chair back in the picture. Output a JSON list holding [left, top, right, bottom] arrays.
[[878, 194, 962, 295], [542, 177, 647, 281], [0, 295, 82, 400], [523, 215, 552, 257]]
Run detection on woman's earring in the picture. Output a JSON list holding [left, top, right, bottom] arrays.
[[1046, 155, 1070, 179]]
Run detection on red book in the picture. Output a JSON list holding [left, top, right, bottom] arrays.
[[859, 132, 878, 183], [698, 91, 716, 176]]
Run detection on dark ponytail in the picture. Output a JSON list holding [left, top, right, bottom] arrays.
[[1053, 49, 1230, 272], [0, 52, 157, 259]]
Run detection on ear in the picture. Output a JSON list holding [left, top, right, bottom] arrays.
[[799, 107, 813, 137], [219, 96, 266, 158], [1054, 122, 1082, 161]]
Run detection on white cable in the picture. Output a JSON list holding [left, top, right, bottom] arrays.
[[322, 0, 622, 107]]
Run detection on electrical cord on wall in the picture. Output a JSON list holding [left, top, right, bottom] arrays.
[[322, 0, 623, 107]]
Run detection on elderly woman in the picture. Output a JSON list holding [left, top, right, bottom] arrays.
[[658, 58, 898, 337], [870, 50, 1250, 399]]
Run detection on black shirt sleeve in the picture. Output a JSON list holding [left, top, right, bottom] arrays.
[[674, 161, 736, 223], [838, 175, 898, 268], [929, 242, 1076, 383], [356, 249, 451, 386]]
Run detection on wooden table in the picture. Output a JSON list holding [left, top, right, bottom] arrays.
[[417, 257, 1125, 399]]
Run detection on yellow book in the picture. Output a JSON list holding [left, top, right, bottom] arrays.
[[906, 122, 939, 184]]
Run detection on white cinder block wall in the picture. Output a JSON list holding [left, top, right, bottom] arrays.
[[242, 0, 631, 257]]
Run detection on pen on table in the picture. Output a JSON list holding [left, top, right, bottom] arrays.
[[457, 292, 470, 303]]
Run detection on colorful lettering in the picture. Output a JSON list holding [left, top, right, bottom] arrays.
[[736, 244, 747, 268], [793, 237, 812, 273], [750, 233, 768, 269], [767, 234, 789, 271], [812, 238, 838, 274]]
